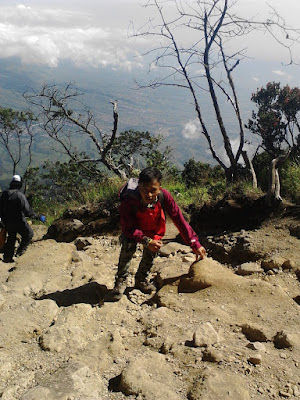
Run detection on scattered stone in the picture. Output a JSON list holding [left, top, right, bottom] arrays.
[[188, 370, 251, 400], [0, 292, 5, 310], [74, 237, 93, 250], [261, 256, 285, 271], [236, 262, 263, 276], [246, 342, 266, 352], [160, 338, 175, 354], [281, 260, 295, 271], [201, 347, 223, 363], [21, 386, 53, 400], [241, 324, 269, 342], [279, 390, 292, 398], [71, 251, 82, 262], [274, 330, 297, 349], [193, 322, 220, 347], [182, 255, 195, 263], [128, 289, 149, 305], [159, 242, 191, 257], [119, 351, 182, 400], [293, 386, 300, 396], [248, 353, 262, 365]]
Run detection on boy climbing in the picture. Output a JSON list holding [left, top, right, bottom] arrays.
[[111, 167, 206, 300]]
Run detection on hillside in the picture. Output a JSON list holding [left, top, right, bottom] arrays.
[[2, 56, 296, 186], [0, 207, 299, 399]]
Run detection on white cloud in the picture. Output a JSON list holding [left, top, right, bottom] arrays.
[[0, 4, 142, 69], [272, 70, 286, 76], [17, 5, 31, 10], [182, 119, 201, 139]]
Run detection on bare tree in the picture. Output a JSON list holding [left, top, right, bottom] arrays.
[[131, 0, 299, 182], [24, 83, 127, 179], [0, 107, 36, 175]]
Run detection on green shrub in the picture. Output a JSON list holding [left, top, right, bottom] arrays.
[[280, 161, 300, 204]]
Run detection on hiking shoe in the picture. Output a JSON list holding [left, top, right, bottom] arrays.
[[15, 248, 27, 257], [110, 277, 127, 301], [135, 279, 156, 294], [3, 257, 14, 263]]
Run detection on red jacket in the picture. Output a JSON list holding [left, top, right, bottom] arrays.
[[119, 188, 201, 252]]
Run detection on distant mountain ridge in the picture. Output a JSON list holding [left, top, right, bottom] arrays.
[[1, 57, 299, 187]]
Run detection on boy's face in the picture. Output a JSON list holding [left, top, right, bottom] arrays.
[[139, 179, 161, 204]]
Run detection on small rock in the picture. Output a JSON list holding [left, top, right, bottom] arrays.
[[247, 342, 266, 352], [293, 386, 300, 396], [201, 347, 223, 363], [236, 262, 263, 276], [159, 242, 191, 257], [279, 390, 292, 398], [182, 255, 195, 263], [274, 331, 296, 349], [241, 324, 269, 342], [248, 353, 262, 365], [21, 386, 52, 400], [71, 251, 81, 262], [74, 237, 93, 251], [160, 339, 174, 354], [0, 293, 5, 310], [193, 322, 220, 347], [261, 256, 285, 271], [282, 260, 295, 271]]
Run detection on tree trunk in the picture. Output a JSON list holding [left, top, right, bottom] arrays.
[[242, 151, 257, 189], [266, 156, 284, 206]]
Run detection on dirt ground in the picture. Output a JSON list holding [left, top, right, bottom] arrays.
[[0, 198, 299, 399]]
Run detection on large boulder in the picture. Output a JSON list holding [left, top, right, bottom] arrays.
[[45, 203, 119, 242]]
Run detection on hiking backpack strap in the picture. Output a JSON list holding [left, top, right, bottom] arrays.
[[158, 190, 165, 211]]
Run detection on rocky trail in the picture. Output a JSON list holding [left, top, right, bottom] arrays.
[[0, 206, 300, 400]]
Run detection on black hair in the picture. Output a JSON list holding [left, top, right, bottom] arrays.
[[139, 167, 162, 183], [9, 180, 22, 190]]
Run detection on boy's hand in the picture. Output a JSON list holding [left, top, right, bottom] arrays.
[[148, 239, 163, 253], [195, 245, 206, 260]]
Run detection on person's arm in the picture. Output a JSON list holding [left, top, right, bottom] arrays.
[[19, 193, 39, 219], [162, 189, 206, 258]]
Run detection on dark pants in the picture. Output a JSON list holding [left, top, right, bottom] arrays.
[[117, 235, 156, 281], [3, 221, 34, 260]]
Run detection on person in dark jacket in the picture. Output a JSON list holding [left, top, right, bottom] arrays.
[[0, 175, 45, 263], [110, 167, 206, 300]]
